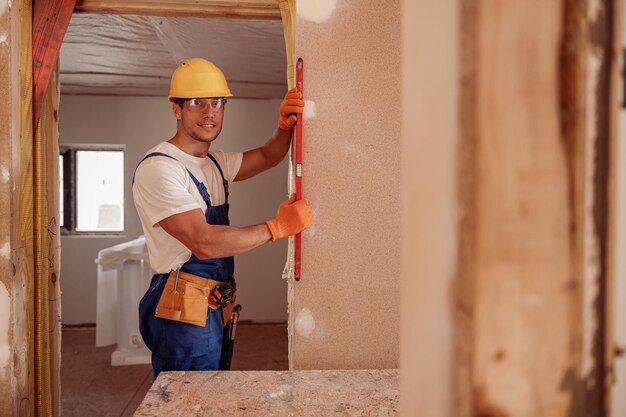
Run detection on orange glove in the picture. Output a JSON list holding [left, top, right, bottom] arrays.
[[266, 194, 312, 241], [278, 88, 304, 131]]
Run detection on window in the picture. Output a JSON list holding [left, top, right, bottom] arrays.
[[60, 145, 125, 235]]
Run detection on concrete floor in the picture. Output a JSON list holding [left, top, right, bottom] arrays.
[[61, 323, 288, 417]]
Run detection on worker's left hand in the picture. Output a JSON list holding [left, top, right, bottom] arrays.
[[266, 194, 312, 241], [278, 88, 304, 131]]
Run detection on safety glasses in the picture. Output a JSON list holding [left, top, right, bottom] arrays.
[[187, 97, 227, 113]]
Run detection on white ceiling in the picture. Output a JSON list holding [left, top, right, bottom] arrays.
[[59, 13, 288, 99]]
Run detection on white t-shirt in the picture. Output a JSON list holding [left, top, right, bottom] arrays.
[[132, 141, 243, 273]]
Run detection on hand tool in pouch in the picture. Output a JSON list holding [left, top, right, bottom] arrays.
[[219, 304, 242, 370]]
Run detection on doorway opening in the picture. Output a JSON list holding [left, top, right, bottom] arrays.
[[56, 6, 292, 416]]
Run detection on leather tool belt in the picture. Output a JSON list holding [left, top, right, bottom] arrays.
[[155, 270, 237, 327]]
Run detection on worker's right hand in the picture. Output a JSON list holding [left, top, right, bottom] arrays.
[[266, 194, 312, 241]]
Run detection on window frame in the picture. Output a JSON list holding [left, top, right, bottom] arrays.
[[59, 144, 126, 237]]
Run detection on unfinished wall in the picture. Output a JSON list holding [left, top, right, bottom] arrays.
[[401, 0, 619, 416], [59, 95, 290, 324], [290, 0, 401, 369]]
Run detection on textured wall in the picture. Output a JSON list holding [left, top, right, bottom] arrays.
[[291, 0, 401, 369]]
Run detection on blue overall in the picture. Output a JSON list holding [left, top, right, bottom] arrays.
[[135, 152, 234, 380]]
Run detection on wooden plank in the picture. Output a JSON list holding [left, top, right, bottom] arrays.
[[32, 0, 76, 126], [0, 1, 32, 415], [471, 2, 578, 416], [77, 0, 278, 4], [40, 62, 62, 417], [588, 0, 621, 413], [474, 0, 612, 413], [73, 0, 281, 19], [606, 0, 623, 413]]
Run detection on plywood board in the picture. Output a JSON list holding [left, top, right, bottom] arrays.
[[291, 0, 401, 369], [135, 370, 398, 416]]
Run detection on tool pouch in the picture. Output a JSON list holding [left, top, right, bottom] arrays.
[[155, 270, 237, 327]]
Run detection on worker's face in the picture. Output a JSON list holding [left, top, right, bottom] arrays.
[[173, 98, 226, 144]]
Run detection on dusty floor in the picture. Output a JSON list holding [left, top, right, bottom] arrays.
[[61, 323, 287, 417]]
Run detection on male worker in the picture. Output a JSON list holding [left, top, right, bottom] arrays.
[[132, 58, 311, 379]]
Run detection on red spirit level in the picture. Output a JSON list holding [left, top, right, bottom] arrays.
[[295, 58, 304, 281]]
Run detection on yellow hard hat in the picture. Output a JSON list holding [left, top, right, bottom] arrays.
[[168, 58, 233, 100]]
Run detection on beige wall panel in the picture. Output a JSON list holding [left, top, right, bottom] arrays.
[[400, 0, 459, 415], [291, 0, 401, 369]]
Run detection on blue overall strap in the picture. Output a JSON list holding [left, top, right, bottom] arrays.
[[133, 152, 213, 207], [207, 152, 229, 203]]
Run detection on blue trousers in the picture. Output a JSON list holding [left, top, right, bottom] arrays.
[[139, 274, 223, 380]]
